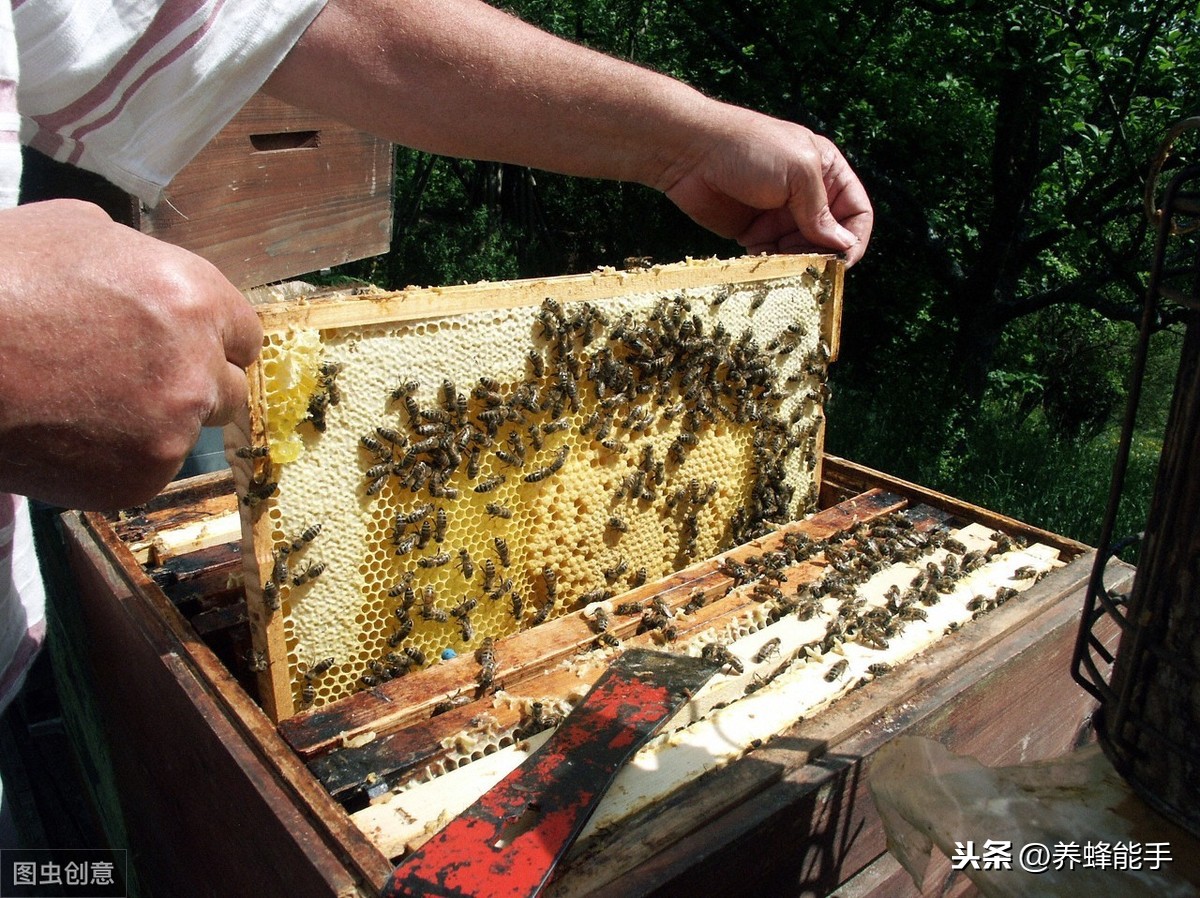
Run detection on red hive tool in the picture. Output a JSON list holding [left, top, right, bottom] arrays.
[[381, 648, 720, 898]]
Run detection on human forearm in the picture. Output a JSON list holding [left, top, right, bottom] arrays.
[[264, 0, 712, 190], [266, 0, 873, 263]]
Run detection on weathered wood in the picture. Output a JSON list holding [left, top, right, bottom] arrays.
[[139, 93, 393, 290], [225, 359, 295, 721], [61, 514, 388, 897], [253, 254, 843, 337], [823, 848, 977, 897]]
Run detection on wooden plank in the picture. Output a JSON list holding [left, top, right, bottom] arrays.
[[544, 554, 1128, 897], [66, 511, 395, 892], [60, 513, 382, 897], [253, 254, 842, 334], [225, 359, 296, 721], [279, 489, 908, 759], [141, 93, 393, 290], [829, 850, 977, 898]]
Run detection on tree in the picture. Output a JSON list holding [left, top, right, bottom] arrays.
[[637, 0, 1199, 437]]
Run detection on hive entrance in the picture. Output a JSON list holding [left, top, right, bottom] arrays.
[[229, 256, 842, 719]]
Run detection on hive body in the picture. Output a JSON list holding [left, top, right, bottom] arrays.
[[234, 257, 840, 715]]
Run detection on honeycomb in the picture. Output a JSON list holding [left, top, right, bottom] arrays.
[[244, 260, 836, 711]]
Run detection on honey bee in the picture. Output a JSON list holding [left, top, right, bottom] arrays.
[[494, 448, 522, 467], [291, 523, 322, 552], [246, 650, 268, 673], [701, 643, 744, 675], [527, 350, 545, 378], [481, 502, 512, 522], [615, 600, 643, 615], [524, 445, 569, 482], [629, 567, 648, 588], [476, 638, 497, 689], [542, 566, 557, 602], [459, 616, 475, 642], [401, 646, 425, 668], [591, 632, 620, 650], [391, 379, 420, 402], [416, 519, 433, 550], [606, 516, 628, 534], [306, 656, 335, 679], [270, 548, 290, 587], [599, 438, 627, 455], [481, 559, 497, 594], [301, 682, 316, 706], [242, 476, 279, 507], [511, 592, 525, 620], [494, 537, 511, 567], [391, 612, 414, 642], [319, 362, 343, 406], [530, 598, 554, 625], [1011, 565, 1037, 580], [473, 475, 506, 493], [456, 549, 476, 580], [754, 638, 782, 663], [394, 534, 418, 556], [434, 509, 448, 543], [825, 659, 849, 682], [431, 691, 472, 717], [682, 590, 707, 615], [452, 596, 479, 619], [291, 561, 326, 586], [602, 559, 629, 584], [234, 445, 270, 459], [262, 579, 281, 611], [418, 551, 451, 568], [590, 606, 611, 634], [306, 391, 330, 432], [420, 588, 448, 622]]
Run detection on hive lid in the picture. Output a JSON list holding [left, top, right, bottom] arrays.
[[225, 254, 843, 721]]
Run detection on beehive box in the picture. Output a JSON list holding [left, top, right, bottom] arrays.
[[54, 255, 1126, 898]]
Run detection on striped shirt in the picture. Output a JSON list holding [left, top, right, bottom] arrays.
[[0, 0, 326, 714]]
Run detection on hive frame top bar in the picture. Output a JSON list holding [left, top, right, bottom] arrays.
[[252, 254, 843, 360]]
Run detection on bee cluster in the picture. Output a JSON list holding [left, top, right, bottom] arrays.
[[250, 265, 833, 710], [670, 513, 1037, 697]]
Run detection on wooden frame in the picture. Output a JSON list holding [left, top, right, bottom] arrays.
[[226, 254, 844, 721]]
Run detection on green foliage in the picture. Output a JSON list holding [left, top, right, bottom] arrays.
[[326, 0, 1197, 545]]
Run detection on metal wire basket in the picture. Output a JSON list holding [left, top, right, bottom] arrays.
[[1072, 117, 1200, 836]]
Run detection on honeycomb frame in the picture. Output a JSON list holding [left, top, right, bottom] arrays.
[[226, 255, 843, 721]]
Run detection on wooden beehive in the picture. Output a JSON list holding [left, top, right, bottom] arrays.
[[22, 92, 393, 289], [53, 257, 1126, 897]]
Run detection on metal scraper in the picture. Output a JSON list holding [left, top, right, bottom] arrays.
[[380, 647, 720, 898]]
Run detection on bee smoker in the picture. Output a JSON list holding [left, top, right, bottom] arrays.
[[1072, 117, 1200, 835]]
